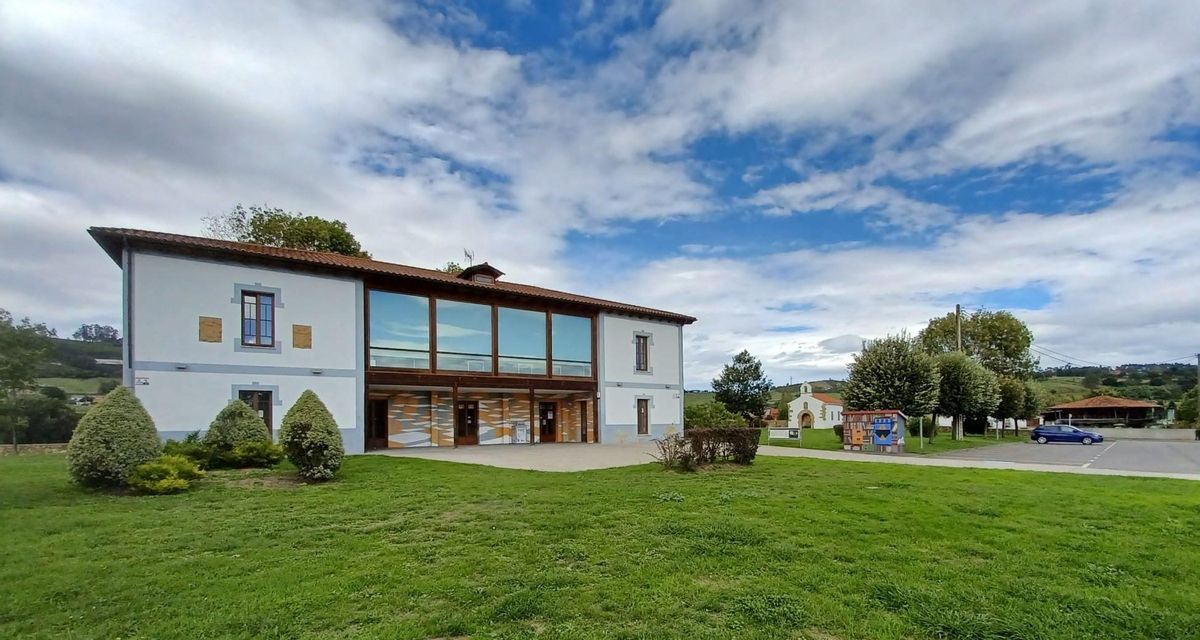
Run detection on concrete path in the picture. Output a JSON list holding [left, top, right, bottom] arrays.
[[757, 445, 1200, 481], [368, 443, 659, 472]]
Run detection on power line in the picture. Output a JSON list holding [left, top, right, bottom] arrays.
[[1029, 348, 1077, 367], [1030, 343, 1108, 368]]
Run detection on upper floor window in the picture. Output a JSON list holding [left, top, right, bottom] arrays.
[[437, 300, 493, 373], [498, 307, 546, 375], [369, 291, 430, 369], [551, 314, 592, 377], [241, 292, 274, 347], [634, 334, 650, 372]]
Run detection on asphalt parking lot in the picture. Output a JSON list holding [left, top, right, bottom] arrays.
[[934, 439, 1200, 475]]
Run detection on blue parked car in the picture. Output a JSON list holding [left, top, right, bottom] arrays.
[[1031, 424, 1104, 445]]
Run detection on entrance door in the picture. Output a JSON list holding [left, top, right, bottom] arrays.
[[539, 402, 557, 443], [238, 390, 273, 435], [366, 399, 389, 450], [456, 401, 479, 445]]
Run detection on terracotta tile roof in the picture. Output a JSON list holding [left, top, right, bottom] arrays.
[[812, 392, 843, 405], [88, 227, 696, 324], [1046, 395, 1161, 410]]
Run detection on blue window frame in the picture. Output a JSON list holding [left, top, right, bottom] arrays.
[[241, 292, 274, 347]]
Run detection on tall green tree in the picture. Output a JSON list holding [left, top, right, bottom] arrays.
[[712, 350, 773, 425], [0, 309, 56, 449], [1177, 387, 1198, 425], [1022, 380, 1044, 423], [842, 334, 940, 419], [72, 323, 120, 343], [918, 309, 1037, 379], [994, 377, 1027, 437], [934, 352, 1000, 440], [205, 205, 371, 258]]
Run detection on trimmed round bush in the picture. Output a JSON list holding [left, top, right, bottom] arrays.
[[203, 399, 271, 453], [67, 386, 162, 487], [279, 390, 344, 481], [129, 454, 205, 495]]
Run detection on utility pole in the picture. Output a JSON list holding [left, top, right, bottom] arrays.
[[955, 303, 963, 352]]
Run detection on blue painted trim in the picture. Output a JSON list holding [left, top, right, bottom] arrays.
[[230, 383, 282, 405], [349, 279, 366, 454], [232, 282, 284, 354], [132, 361, 356, 377], [597, 312, 606, 443], [678, 324, 685, 427], [603, 381, 682, 390], [121, 247, 134, 387]]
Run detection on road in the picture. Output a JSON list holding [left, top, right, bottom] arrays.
[[933, 439, 1200, 475]]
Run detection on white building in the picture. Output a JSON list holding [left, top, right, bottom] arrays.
[[91, 227, 695, 454], [787, 383, 843, 429]]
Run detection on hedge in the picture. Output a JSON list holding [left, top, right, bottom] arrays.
[[203, 400, 271, 454]]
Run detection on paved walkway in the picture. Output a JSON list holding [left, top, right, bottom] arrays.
[[368, 443, 659, 471], [757, 445, 1200, 481]]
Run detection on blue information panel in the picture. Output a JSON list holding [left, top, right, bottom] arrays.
[[872, 417, 896, 446]]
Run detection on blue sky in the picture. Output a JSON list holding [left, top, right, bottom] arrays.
[[2, 1, 1199, 387]]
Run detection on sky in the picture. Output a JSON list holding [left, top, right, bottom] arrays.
[[2, 1, 1199, 389]]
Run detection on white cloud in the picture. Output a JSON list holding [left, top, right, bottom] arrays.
[[1, 0, 1197, 391]]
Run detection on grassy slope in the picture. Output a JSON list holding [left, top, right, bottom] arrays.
[[34, 377, 116, 395], [3, 455, 1199, 639], [766, 428, 1011, 455], [1034, 376, 1092, 405]]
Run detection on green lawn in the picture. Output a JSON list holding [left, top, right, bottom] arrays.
[[35, 377, 117, 395], [3, 454, 1199, 639], [767, 428, 1015, 455]]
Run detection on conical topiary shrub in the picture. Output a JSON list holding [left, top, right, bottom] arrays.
[[203, 399, 271, 453], [67, 386, 162, 487], [279, 390, 344, 481]]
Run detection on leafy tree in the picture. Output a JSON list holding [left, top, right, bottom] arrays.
[[1081, 371, 1101, 390], [72, 323, 121, 343], [843, 334, 940, 419], [711, 351, 773, 425], [437, 261, 464, 275], [0, 309, 56, 449], [918, 309, 1036, 379], [98, 379, 119, 394], [684, 401, 747, 430], [934, 352, 1000, 440], [205, 205, 370, 258], [994, 377, 1026, 436], [1022, 380, 1044, 422], [0, 393, 80, 444], [1177, 387, 1198, 425]]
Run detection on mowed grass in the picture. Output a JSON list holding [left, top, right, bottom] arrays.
[[34, 377, 117, 395], [768, 428, 1014, 455], [3, 455, 1199, 639]]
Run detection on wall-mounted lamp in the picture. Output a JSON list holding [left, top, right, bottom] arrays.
[[311, 369, 323, 375], [174, 364, 188, 370]]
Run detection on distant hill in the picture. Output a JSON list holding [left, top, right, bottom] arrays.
[[38, 338, 122, 379]]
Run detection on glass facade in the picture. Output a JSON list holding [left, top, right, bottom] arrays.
[[369, 292, 594, 377], [552, 314, 593, 377], [368, 291, 430, 368], [498, 307, 547, 375], [436, 300, 493, 372]]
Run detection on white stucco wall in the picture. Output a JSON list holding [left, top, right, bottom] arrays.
[[127, 251, 365, 452], [597, 313, 684, 443], [787, 393, 843, 429]]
